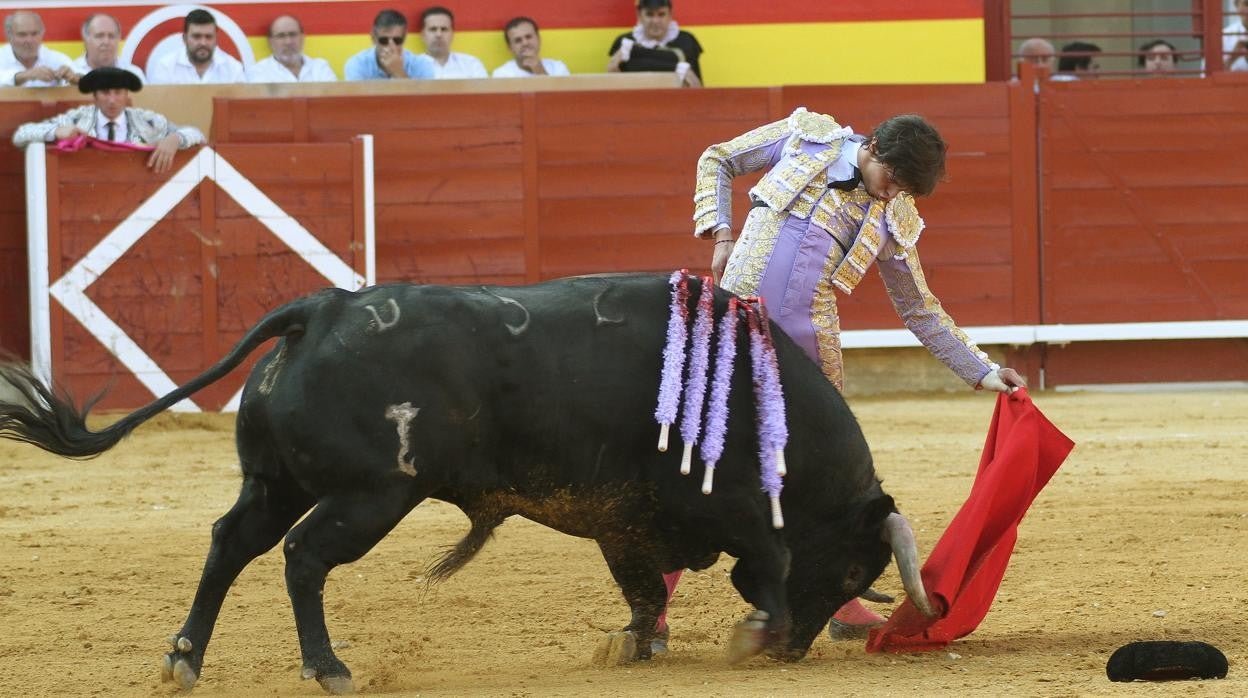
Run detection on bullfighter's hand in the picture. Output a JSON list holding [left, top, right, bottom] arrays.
[[52, 125, 86, 140], [977, 367, 1026, 394], [147, 134, 180, 174], [711, 239, 734, 285]]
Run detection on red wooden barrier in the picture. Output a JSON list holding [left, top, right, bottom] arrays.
[[212, 83, 1027, 335], [1038, 72, 1248, 384], [32, 143, 369, 410]]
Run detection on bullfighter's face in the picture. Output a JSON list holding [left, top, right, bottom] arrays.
[[93, 87, 129, 121], [859, 140, 912, 203]]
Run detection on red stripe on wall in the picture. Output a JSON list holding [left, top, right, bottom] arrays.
[[26, 1, 983, 41]]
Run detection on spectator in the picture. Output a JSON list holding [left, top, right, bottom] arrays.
[[12, 67, 204, 174], [250, 15, 337, 82], [1138, 39, 1178, 74], [343, 9, 435, 80], [607, 0, 703, 87], [1, 11, 74, 87], [147, 9, 246, 84], [70, 14, 146, 85], [492, 17, 569, 78], [1054, 41, 1100, 80], [1017, 37, 1056, 73], [418, 6, 488, 79], [1224, 0, 1248, 71]]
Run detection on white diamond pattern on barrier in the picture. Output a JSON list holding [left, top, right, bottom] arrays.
[[48, 147, 366, 413]]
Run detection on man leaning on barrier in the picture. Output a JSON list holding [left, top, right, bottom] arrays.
[[12, 67, 205, 174]]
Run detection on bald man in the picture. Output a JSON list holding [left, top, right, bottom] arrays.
[[1018, 37, 1056, 73], [250, 15, 337, 83], [1, 10, 74, 86]]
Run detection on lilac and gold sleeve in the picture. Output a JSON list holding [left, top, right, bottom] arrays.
[[691, 120, 790, 237]]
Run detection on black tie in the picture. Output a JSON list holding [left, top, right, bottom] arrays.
[[106, 121, 116, 141], [829, 168, 861, 191]]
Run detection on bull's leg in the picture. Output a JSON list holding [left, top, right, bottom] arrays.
[[591, 541, 667, 665], [725, 541, 791, 664], [282, 485, 421, 694], [162, 473, 314, 690]]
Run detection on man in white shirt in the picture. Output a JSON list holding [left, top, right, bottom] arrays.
[[250, 15, 337, 83], [70, 14, 146, 84], [12, 67, 205, 174], [492, 17, 570, 78], [419, 6, 488, 79], [147, 9, 246, 85], [1224, 0, 1248, 71], [1, 11, 74, 87]]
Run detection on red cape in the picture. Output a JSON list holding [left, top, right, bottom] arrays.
[[866, 388, 1074, 653]]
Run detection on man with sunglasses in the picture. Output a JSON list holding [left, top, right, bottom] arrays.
[[344, 9, 434, 80], [645, 108, 1027, 650]]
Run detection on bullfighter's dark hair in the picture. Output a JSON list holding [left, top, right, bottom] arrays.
[[503, 16, 538, 41], [637, 0, 673, 10], [869, 114, 947, 198], [372, 9, 407, 32], [183, 9, 215, 33], [420, 6, 454, 29]]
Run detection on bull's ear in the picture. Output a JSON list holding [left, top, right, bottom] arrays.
[[860, 494, 897, 530]]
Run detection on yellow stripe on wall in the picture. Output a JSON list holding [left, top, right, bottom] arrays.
[[49, 18, 984, 86]]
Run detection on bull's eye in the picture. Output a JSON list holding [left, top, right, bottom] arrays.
[[842, 562, 865, 593]]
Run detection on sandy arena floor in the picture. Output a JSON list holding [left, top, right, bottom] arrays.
[[0, 389, 1244, 697]]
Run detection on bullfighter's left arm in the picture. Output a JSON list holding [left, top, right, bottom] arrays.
[[875, 197, 997, 387]]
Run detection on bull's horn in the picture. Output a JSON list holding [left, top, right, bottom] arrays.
[[881, 512, 938, 618]]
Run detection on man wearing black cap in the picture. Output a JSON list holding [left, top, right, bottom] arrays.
[[12, 66, 204, 174]]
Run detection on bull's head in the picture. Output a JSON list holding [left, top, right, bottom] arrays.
[[776, 495, 934, 659]]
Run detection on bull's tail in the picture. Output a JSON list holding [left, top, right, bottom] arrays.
[[0, 294, 320, 459], [425, 507, 507, 584]]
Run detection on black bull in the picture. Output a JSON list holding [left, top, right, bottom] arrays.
[[0, 273, 932, 693]]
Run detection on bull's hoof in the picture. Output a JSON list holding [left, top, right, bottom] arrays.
[[160, 635, 199, 691], [726, 610, 769, 665], [591, 630, 642, 666], [301, 665, 354, 695], [317, 675, 355, 695]]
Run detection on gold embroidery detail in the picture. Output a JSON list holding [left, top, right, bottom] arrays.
[[720, 207, 785, 297], [787, 107, 849, 145], [885, 193, 925, 258], [811, 245, 846, 388], [829, 199, 886, 295], [750, 141, 844, 214]]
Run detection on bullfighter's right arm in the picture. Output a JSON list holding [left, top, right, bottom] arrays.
[[11, 111, 77, 147], [691, 119, 791, 238]]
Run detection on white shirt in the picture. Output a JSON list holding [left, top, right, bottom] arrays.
[[71, 55, 146, 83], [147, 48, 246, 85], [428, 52, 488, 79], [0, 44, 73, 86], [94, 109, 129, 142], [492, 58, 570, 78], [249, 54, 337, 83], [1225, 18, 1248, 72]]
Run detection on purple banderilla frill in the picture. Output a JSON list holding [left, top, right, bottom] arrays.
[[678, 276, 715, 474], [747, 300, 788, 529], [699, 296, 739, 495], [655, 269, 691, 451]]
